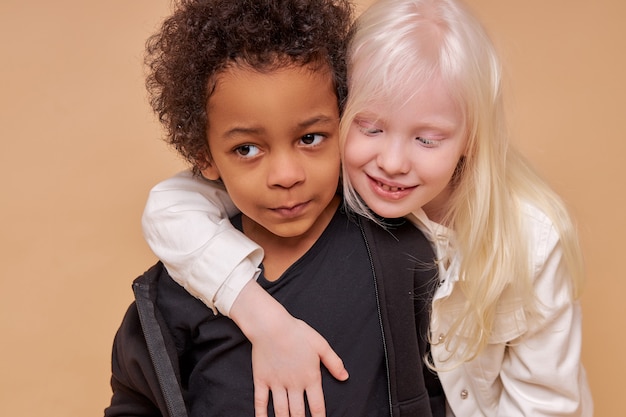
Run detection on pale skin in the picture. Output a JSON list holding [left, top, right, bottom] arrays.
[[344, 75, 467, 222], [201, 62, 347, 417]]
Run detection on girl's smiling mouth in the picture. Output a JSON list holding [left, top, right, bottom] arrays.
[[368, 174, 416, 191], [366, 174, 417, 200]]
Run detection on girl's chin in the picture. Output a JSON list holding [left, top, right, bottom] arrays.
[[367, 201, 412, 219]]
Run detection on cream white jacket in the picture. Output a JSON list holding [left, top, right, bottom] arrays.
[[142, 170, 593, 416], [407, 206, 593, 416]]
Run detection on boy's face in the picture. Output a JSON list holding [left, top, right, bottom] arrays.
[[202, 64, 341, 239]]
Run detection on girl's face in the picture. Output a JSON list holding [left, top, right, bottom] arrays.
[[343, 76, 467, 222]]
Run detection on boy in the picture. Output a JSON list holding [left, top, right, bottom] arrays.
[[105, 0, 442, 416]]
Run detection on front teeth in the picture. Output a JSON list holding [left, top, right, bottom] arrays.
[[377, 180, 405, 192]]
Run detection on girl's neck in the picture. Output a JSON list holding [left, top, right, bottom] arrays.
[[422, 185, 453, 225]]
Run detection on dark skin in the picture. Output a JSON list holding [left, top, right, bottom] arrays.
[[201, 63, 347, 417], [144, 1, 354, 415]]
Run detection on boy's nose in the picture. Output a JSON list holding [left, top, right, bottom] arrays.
[[267, 151, 305, 189]]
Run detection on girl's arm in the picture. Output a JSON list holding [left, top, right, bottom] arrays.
[[498, 213, 593, 416], [142, 170, 262, 315], [141, 170, 348, 417]]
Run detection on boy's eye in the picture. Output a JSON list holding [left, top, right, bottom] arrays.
[[234, 144, 260, 158], [300, 133, 325, 146]]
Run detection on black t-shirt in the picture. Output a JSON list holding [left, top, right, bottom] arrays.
[[156, 206, 390, 417]]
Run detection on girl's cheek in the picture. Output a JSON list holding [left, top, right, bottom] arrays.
[[342, 132, 359, 163], [344, 127, 358, 148]]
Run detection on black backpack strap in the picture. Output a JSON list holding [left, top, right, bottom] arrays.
[[134, 278, 189, 417]]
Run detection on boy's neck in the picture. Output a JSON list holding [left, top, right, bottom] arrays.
[[241, 195, 341, 281]]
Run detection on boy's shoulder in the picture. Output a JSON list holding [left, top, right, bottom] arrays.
[[133, 262, 185, 302], [360, 215, 435, 260], [359, 214, 438, 298], [133, 261, 218, 326]]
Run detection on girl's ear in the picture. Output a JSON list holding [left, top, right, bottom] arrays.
[[451, 155, 466, 184], [461, 128, 471, 157]]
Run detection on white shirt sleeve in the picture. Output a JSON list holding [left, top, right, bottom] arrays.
[[497, 209, 593, 416], [141, 170, 264, 316]]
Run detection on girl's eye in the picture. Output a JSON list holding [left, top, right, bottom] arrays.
[[358, 123, 383, 136], [234, 144, 260, 158], [300, 133, 325, 146], [416, 136, 438, 147], [363, 127, 382, 135], [355, 120, 382, 136]]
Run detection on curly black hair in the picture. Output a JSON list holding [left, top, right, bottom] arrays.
[[145, 0, 354, 170]]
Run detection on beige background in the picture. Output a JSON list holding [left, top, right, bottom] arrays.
[[0, 0, 623, 415]]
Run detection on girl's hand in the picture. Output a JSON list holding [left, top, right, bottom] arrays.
[[230, 280, 348, 417]]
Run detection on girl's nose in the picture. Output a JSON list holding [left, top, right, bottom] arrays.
[[376, 138, 410, 175]]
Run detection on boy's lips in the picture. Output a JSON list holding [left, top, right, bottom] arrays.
[[270, 201, 310, 218]]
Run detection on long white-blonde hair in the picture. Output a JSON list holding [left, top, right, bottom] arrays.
[[340, 0, 584, 365]]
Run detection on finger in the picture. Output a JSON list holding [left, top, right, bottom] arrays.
[[305, 383, 326, 417], [287, 389, 306, 417], [318, 344, 348, 381], [270, 389, 289, 417], [253, 385, 270, 417]]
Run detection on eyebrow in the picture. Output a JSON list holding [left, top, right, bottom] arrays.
[[222, 126, 262, 139], [354, 113, 384, 124], [355, 113, 457, 132], [222, 114, 337, 139], [297, 114, 337, 129]]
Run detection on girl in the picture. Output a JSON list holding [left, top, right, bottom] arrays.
[[142, 0, 592, 415], [338, 0, 592, 415]]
